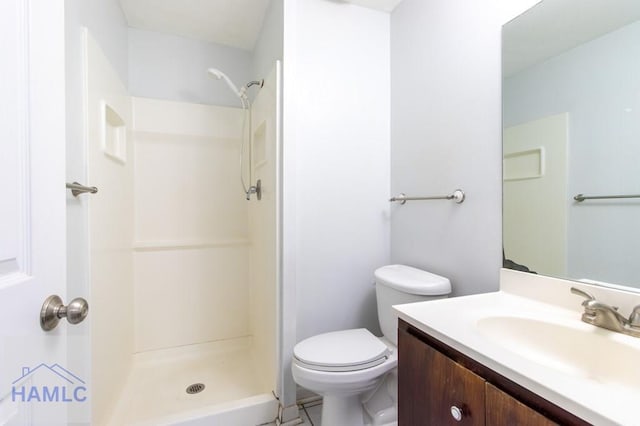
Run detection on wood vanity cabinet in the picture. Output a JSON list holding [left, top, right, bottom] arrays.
[[485, 383, 556, 426], [398, 319, 590, 426]]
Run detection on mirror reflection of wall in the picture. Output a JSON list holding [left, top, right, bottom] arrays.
[[502, 0, 640, 289]]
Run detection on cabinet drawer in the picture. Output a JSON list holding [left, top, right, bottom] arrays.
[[486, 383, 558, 426], [399, 327, 485, 425]]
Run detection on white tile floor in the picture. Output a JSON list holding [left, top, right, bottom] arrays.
[[299, 400, 322, 425], [259, 399, 321, 426], [295, 399, 398, 426]]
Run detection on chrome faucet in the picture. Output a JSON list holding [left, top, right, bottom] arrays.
[[571, 287, 640, 338]]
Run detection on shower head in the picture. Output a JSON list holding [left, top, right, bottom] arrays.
[[207, 67, 244, 99]]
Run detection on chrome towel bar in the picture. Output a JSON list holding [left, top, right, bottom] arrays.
[[390, 189, 465, 205], [574, 193, 640, 202], [66, 182, 98, 197]]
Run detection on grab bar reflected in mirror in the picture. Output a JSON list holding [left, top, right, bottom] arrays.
[[574, 193, 640, 202]]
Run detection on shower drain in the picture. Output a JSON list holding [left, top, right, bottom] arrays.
[[185, 383, 205, 395]]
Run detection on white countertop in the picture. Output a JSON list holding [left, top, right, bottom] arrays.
[[393, 269, 640, 426]]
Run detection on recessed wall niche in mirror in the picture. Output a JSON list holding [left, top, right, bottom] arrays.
[[502, 0, 640, 290]]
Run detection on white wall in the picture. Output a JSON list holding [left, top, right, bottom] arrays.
[[66, 0, 129, 86], [248, 62, 281, 393], [64, 1, 129, 424], [131, 98, 250, 352], [128, 29, 253, 108], [65, 0, 129, 215], [389, 0, 503, 296], [285, 0, 391, 342], [84, 30, 134, 426], [498, 0, 543, 24], [252, 0, 284, 82], [504, 21, 640, 287], [65, 0, 129, 323]]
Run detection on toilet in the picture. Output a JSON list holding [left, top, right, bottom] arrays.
[[292, 264, 451, 426]]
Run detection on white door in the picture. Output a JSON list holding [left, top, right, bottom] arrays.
[[0, 1, 88, 424]]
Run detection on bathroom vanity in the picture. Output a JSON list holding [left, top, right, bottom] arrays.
[[398, 319, 583, 425], [394, 269, 640, 426]]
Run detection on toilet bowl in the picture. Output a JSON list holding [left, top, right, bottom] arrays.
[[292, 265, 451, 426], [292, 329, 397, 426]]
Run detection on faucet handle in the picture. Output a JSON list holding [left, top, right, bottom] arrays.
[[629, 305, 640, 327], [571, 287, 595, 305]]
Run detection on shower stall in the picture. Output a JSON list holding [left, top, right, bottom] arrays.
[[82, 29, 282, 425]]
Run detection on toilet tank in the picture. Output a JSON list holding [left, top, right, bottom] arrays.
[[375, 265, 451, 345]]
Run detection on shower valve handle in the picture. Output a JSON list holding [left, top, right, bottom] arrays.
[[246, 179, 262, 201]]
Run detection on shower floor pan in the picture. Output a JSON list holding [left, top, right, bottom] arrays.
[[108, 337, 278, 425]]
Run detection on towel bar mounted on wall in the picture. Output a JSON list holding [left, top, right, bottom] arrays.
[[573, 193, 640, 202], [389, 189, 465, 205]]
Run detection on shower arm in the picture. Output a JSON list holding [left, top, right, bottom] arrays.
[[246, 80, 263, 88], [239, 80, 264, 101]]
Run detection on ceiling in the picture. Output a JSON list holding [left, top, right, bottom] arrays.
[[119, 0, 404, 51], [346, 0, 404, 12], [119, 0, 271, 51], [503, 0, 640, 77]]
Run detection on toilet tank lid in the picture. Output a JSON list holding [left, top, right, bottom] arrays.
[[374, 264, 451, 296]]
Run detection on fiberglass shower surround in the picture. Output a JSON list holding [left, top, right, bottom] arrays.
[[207, 67, 264, 201]]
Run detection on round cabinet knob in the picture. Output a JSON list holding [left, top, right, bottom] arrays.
[[450, 405, 464, 422]]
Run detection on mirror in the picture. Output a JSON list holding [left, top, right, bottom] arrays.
[[502, 0, 640, 290]]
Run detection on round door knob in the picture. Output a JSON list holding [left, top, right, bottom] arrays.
[[450, 405, 464, 422], [40, 295, 89, 331], [63, 298, 89, 324]]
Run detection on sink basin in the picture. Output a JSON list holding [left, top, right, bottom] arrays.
[[394, 283, 640, 426], [476, 316, 640, 389]]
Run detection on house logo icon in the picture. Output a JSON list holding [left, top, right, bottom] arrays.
[[11, 364, 87, 403]]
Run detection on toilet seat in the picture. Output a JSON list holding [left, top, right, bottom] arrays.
[[293, 328, 390, 372]]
